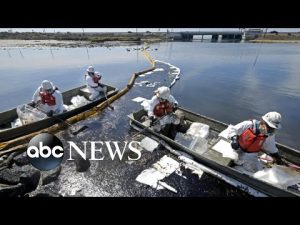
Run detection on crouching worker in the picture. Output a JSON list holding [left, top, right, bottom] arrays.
[[85, 66, 107, 101], [228, 111, 284, 171], [31, 80, 64, 117], [144, 86, 185, 139]]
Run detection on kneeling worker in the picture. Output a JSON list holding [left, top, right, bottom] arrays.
[[228, 111, 284, 165], [85, 66, 107, 101], [31, 80, 64, 117], [144, 86, 182, 139]]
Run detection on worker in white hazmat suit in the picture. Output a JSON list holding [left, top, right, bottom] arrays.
[[142, 86, 182, 139], [31, 80, 65, 117], [84, 66, 107, 101], [226, 111, 284, 172]]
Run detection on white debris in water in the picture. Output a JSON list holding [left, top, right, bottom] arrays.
[[131, 97, 148, 103], [146, 82, 160, 87], [154, 60, 181, 77], [135, 81, 161, 88], [153, 68, 164, 72], [136, 168, 165, 188], [152, 155, 180, 176], [136, 155, 180, 192], [154, 60, 181, 90], [140, 137, 159, 152], [135, 81, 150, 87], [253, 165, 300, 189], [212, 139, 239, 161], [157, 181, 177, 193]]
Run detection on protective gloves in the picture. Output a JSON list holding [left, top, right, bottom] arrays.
[[47, 110, 54, 117], [30, 101, 37, 107], [173, 103, 178, 112], [149, 116, 157, 126], [270, 152, 285, 165], [231, 135, 240, 150]]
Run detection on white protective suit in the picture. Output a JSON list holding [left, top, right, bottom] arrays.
[[85, 73, 106, 101], [142, 86, 180, 131], [32, 85, 64, 115], [227, 119, 279, 173]]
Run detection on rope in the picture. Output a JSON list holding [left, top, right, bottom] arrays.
[[252, 28, 268, 69]]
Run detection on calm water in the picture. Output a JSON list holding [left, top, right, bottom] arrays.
[[0, 41, 300, 150]]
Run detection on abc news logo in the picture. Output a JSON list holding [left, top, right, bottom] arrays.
[[26, 132, 142, 171], [27, 133, 64, 171]]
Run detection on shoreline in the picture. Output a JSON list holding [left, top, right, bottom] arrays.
[[1, 39, 300, 48], [0, 39, 153, 48], [0, 32, 167, 48], [249, 39, 300, 44]]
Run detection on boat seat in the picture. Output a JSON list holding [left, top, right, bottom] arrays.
[[202, 149, 233, 167], [203, 138, 233, 167], [80, 86, 91, 99]]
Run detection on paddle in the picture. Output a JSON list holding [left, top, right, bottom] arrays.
[[30, 103, 88, 135], [101, 85, 114, 110]]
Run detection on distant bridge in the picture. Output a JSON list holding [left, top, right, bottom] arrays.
[[168, 30, 262, 41]]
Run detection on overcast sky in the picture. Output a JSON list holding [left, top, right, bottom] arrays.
[[0, 28, 299, 33]]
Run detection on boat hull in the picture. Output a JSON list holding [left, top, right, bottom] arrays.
[[0, 84, 118, 142], [128, 107, 300, 197]]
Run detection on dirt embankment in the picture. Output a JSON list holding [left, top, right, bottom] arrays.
[[250, 33, 300, 43], [0, 32, 169, 47]]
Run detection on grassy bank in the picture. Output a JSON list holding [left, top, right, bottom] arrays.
[[0, 32, 168, 45], [251, 33, 300, 43]]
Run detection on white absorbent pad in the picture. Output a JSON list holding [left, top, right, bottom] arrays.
[[212, 139, 239, 161], [253, 165, 300, 189]]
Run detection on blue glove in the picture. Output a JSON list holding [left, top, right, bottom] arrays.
[[231, 135, 239, 150]]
